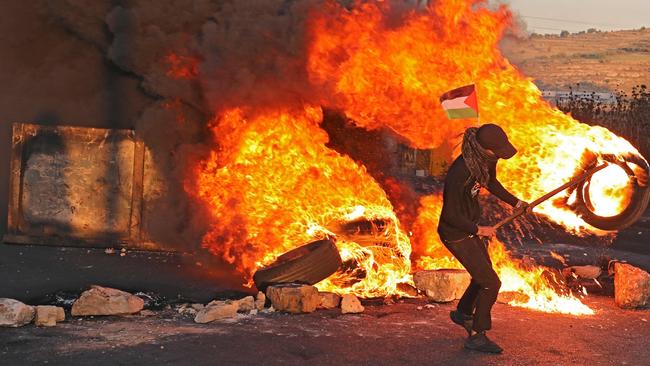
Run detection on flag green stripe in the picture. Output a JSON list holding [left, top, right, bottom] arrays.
[[445, 108, 479, 119]]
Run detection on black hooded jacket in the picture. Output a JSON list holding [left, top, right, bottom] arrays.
[[437, 155, 519, 242]]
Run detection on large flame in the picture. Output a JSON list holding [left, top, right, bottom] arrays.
[[191, 107, 411, 296], [188, 0, 646, 315], [306, 0, 643, 233]]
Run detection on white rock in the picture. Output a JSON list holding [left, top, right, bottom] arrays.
[[34, 306, 65, 327], [266, 284, 320, 314], [413, 269, 471, 303], [341, 294, 364, 314], [0, 298, 35, 327], [71, 286, 144, 316], [194, 301, 239, 323], [318, 292, 341, 309]]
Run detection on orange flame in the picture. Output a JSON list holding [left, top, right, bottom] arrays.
[[187, 0, 647, 314], [306, 0, 644, 233], [191, 107, 411, 296]]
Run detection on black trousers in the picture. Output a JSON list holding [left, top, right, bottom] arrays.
[[443, 235, 501, 332]]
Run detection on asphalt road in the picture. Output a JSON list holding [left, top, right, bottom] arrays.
[[1, 297, 648, 366]]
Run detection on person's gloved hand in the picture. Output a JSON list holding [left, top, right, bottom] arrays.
[[515, 199, 532, 214], [477, 226, 496, 237]]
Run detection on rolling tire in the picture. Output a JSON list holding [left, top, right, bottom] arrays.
[[253, 238, 342, 292], [574, 154, 650, 231]]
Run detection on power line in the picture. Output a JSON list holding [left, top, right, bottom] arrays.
[[522, 15, 629, 28], [528, 26, 569, 32]]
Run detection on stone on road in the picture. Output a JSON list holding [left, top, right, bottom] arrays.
[[0, 298, 35, 327], [413, 269, 471, 302], [71, 286, 145, 316]]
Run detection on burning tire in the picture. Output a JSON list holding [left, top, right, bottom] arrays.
[[253, 238, 342, 291], [574, 154, 650, 231]]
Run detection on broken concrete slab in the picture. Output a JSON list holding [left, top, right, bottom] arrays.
[[266, 284, 320, 314], [614, 262, 650, 309], [318, 292, 341, 309], [0, 298, 35, 327], [413, 269, 471, 303], [34, 306, 65, 327], [71, 286, 145, 316], [341, 294, 364, 314], [194, 301, 239, 323]]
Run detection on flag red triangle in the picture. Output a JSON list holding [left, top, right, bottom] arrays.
[[464, 90, 478, 111]]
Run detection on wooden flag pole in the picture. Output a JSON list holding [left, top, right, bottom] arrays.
[[493, 163, 609, 230]]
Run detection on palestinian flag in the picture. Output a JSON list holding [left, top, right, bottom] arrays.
[[439, 84, 479, 119]]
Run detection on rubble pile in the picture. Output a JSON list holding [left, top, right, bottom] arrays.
[[5, 262, 650, 329]]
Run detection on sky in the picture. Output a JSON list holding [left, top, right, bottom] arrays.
[[505, 0, 650, 34]]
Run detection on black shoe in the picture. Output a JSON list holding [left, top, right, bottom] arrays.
[[449, 310, 473, 336], [464, 332, 503, 354]]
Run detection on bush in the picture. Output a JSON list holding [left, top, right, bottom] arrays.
[[557, 85, 650, 159], [560, 30, 570, 37]]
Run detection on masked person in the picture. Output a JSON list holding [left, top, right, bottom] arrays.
[[437, 123, 528, 354]]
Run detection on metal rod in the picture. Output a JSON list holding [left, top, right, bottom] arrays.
[[493, 163, 609, 230]]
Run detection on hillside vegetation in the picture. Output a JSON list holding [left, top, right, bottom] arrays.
[[501, 28, 650, 92]]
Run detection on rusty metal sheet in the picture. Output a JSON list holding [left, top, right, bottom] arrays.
[[4, 123, 152, 249]]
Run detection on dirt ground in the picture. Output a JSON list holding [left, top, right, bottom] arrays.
[[1, 296, 648, 366]]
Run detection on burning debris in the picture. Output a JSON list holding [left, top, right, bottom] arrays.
[[173, 0, 649, 318]]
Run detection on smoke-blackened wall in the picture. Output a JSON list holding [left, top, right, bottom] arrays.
[[0, 0, 440, 253], [0, 0, 336, 251], [0, 0, 218, 249]]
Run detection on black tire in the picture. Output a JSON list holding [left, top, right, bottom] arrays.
[[574, 154, 650, 231], [253, 238, 342, 292]]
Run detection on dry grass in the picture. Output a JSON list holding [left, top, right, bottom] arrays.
[[501, 28, 650, 91]]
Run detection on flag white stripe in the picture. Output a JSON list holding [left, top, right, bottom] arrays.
[[441, 96, 470, 110]]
